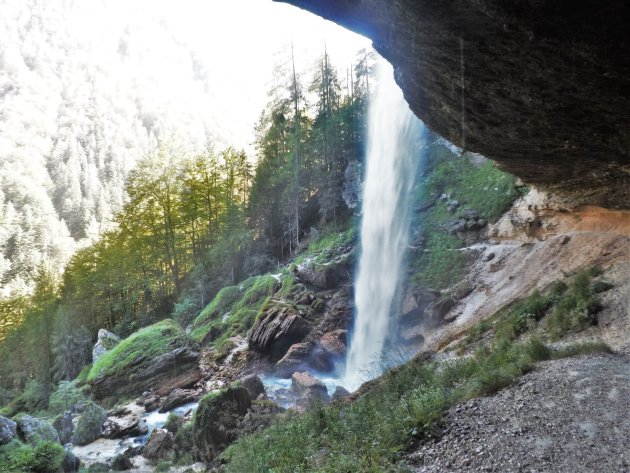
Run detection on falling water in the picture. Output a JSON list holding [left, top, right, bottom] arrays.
[[343, 61, 423, 390]]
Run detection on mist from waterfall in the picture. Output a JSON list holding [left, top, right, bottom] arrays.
[[343, 61, 423, 390]]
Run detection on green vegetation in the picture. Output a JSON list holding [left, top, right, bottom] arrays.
[[190, 275, 278, 348], [0, 440, 65, 473], [410, 144, 521, 290], [87, 320, 188, 382], [47, 380, 86, 416], [224, 270, 611, 471]]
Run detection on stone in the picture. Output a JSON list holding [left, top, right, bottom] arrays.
[[447, 200, 460, 213], [424, 297, 456, 326], [291, 372, 328, 396], [142, 429, 175, 461], [92, 329, 121, 363], [159, 388, 198, 413], [238, 375, 265, 400], [15, 414, 60, 445], [142, 394, 161, 412], [294, 263, 343, 290], [53, 411, 74, 444], [72, 402, 106, 446], [111, 453, 133, 471], [0, 415, 17, 445], [318, 329, 347, 356], [62, 449, 80, 472], [446, 219, 467, 235], [283, 0, 630, 208], [102, 414, 148, 439], [193, 387, 251, 462], [248, 302, 310, 360], [331, 386, 350, 402], [276, 342, 312, 377], [90, 346, 201, 400], [461, 208, 481, 220]]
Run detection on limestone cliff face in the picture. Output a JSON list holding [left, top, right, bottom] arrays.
[[278, 0, 630, 208]]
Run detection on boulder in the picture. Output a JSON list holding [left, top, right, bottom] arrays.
[[424, 297, 456, 327], [248, 302, 310, 360], [275, 342, 312, 378], [102, 414, 148, 439], [141, 394, 161, 412], [53, 411, 74, 444], [142, 429, 175, 461], [0, 415, 17, 445], [15, 414, 60, 445], [92, 329, 121, 363], [111, 453, 133, 471], [159, 389, 198, 413], [239, 400, 283, 437], [294, 263, 345, 290], [318, 329, 347, 356], [237, 375, 265, 400], [62, 449, 80, 472], [331, 386, 350, 402], [291, 371, 328, 396], [90, 346, 201, 400], [400, 287, 440, 324], [193, 387, 251, 462], [72, 402, 106, 445]]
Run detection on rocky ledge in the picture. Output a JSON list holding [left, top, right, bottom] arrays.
[[278, 0, 630, 209]]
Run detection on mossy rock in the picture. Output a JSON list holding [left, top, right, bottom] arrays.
[[14, 414, 60, 446], [72, 402, 106, 446], [87, 320, 190, 382], [193, 387, 251, 462]]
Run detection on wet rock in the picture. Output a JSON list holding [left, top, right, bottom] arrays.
[[159, 388, 198, 413], [331, 386, 350, 402], [15, 414, 60, 445], [446, 219, 467, 234], [276, 342, 312, 377], [238, 375, 265, 399], [0, 415, 17, 445], [318, 329, 347, 356], [400, 287, 440, 323], [102, 414, 147, 439], [72, 402, 106, 446], [62, 449, 80, 472], [53, 411, 74, 444], [248, 302, 310, 360], [193, 387, 251, 462], [141, 394, 161, 412], [92, 329, 121, 363], [111, 453, 133, 471], [143, 429, 175, 461], [291, 371, 327, 396]]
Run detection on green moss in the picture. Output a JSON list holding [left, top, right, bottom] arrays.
[[87, 320, 189, 382], [190, 275, 278, 346]]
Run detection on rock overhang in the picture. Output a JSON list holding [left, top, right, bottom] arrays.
[[277, 0, 630, 209]]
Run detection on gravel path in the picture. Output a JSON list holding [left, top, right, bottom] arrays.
[[406, 353, 630, 473]]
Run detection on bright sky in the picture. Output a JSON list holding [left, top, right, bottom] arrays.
[[109, 0, 372, 152]]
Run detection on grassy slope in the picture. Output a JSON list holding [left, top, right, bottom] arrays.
[[87, 319, 189, 382], [411, 143, 521, 289]]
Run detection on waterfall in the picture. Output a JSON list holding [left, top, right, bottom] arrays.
[[343, 61, 423, 390]]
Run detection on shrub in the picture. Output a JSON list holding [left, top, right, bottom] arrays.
[[0, 441, 65, 473], [48, 380, 85, 415]]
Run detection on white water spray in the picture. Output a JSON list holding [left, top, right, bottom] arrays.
[[343, 61, 423, 390]]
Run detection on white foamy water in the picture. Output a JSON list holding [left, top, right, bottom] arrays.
[[343, 61, 423, 390]]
